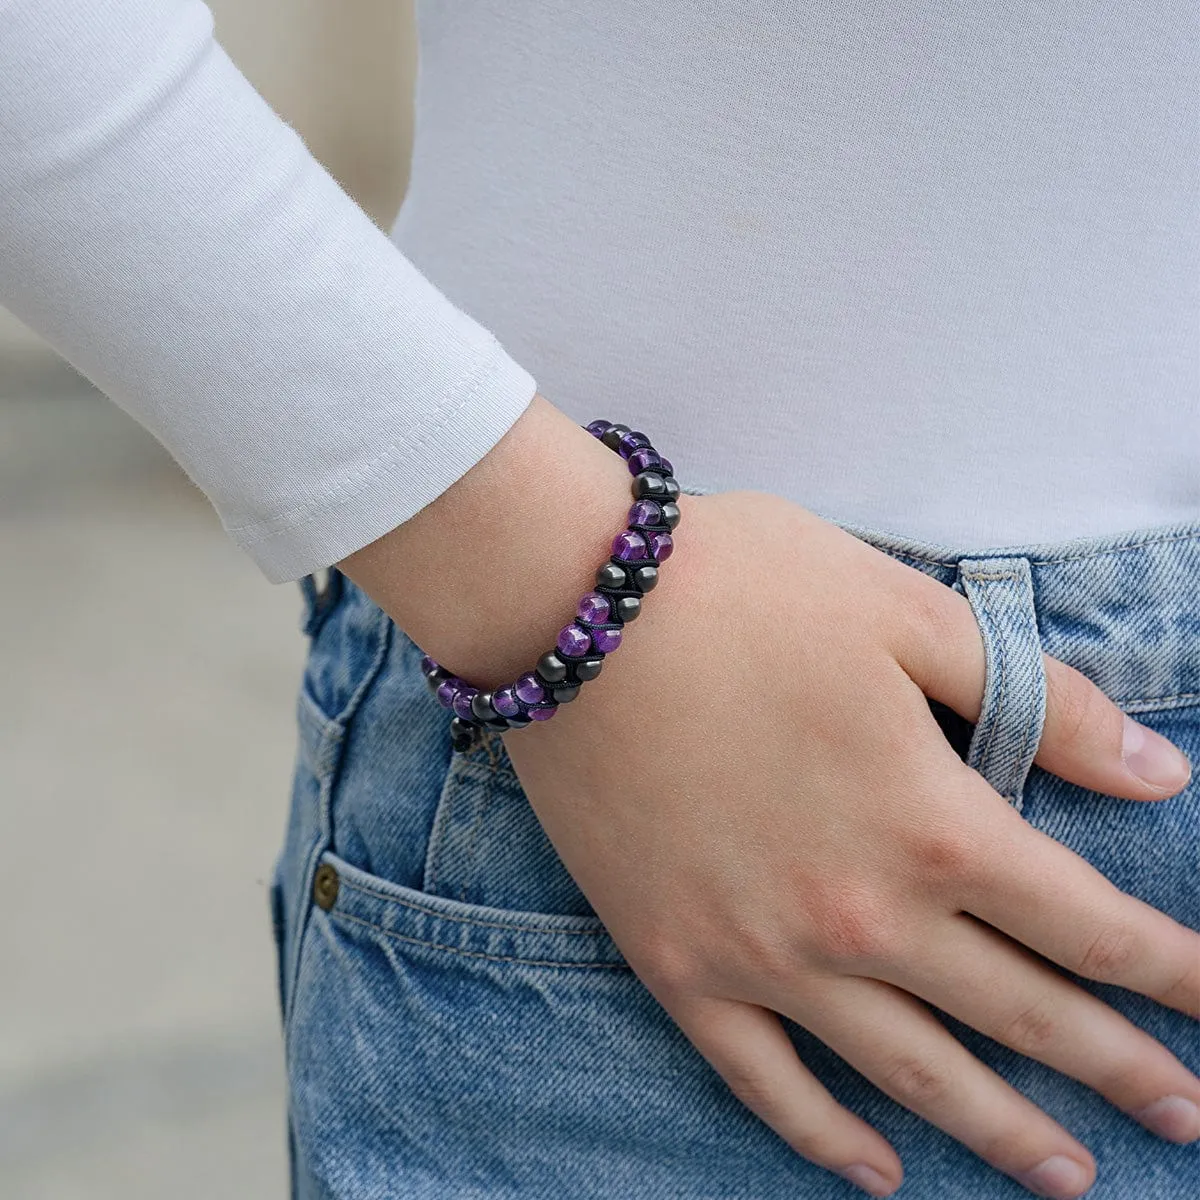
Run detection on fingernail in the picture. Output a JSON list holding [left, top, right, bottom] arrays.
[[1133, 1095, 1200, 1143], [1013, 1155, 1091, 1199], [1122, 715, 1191, 791], [838, 1163, 895, 1197]]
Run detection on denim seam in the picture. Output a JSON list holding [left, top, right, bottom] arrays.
[[457, 764, 497, 903], [965, 570, 1014, 786], [329, 909, 628, 970], [1119, 692, 1200, 713], [879, 529, 1200, 569], [338, 876, 610, 935]]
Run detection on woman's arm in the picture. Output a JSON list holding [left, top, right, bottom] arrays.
[[0, 0, 534, 582]]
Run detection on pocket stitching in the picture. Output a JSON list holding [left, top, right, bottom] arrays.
[[338, 875, 610, 935], [329, 908, 627, 970]]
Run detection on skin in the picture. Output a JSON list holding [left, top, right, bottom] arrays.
[[341, 394, 1198, 1199]]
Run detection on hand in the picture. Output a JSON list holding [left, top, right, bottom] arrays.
[[498, 488, 1198, 1199]]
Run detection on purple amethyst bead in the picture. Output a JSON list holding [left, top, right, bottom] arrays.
[[658, 457, 674, 475], [420, 654, 438, 675], [627, 448, 662, 475], [585, 419, 612, 438], [590, 626, 623, 653], [435, 678, 459, 709], [514, 673, 546, 705], [556, 623, 592, 658], [527, 704, 558, 721], [649, 531, 674, 561], [612, 529, 649, 561], [628, 499, 662, 527], [452, 686, 479, 720], [576, 591, 611, 624], [492, 687, 521, 718], [617, 430, 652, 459]]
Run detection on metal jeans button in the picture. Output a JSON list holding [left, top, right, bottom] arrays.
[[312, 862, 339, 911]]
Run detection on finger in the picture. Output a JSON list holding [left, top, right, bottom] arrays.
[[894, 577, 1191, 800], [790, 976, 1097, 1200], [670, 995, 903, 1196], [963, 803, 1200, 1019], [884, 912, 1200, 1143]]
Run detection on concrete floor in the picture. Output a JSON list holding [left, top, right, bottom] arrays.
[[1, 372, 300, 1195]]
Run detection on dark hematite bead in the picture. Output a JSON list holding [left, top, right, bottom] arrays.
[[470, 691, 499, 723], [660, 501, 681, 529], [662, 476, 681, 499], [633, 471, 667, 499], [552, 684, 581, 704], [505, 714, 533, 730], [596, 562, 627, 590], [599, 423, 631, 451], [616, 596, 641, 621], [633, 564, 659, 592], [536, 651, 568, 684], [449, 717, 482, 752], [575, 658, 603, 682], [483, 718, 511, 733]]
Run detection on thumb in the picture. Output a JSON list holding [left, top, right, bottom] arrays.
[[895, 580, 1191, 801], [1037, 656, 1192, 800]]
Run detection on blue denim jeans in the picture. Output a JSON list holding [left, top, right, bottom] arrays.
[[270, 513, 1199, 1198]]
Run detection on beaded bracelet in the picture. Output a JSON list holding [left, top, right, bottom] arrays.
[[419, 420, 682, 752]]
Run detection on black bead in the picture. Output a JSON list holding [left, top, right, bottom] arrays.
[[470, 691, 499, 723], [599, 423, 631, 451], [633, 564, 659, 592], [660, 501, 681, 529], [483, 718, 511, 733], [574, 657, 603, 682], [596, 561, 627, 590], [633, 471, 667, 499], [449, 717, 482, 752], [552, 684, 581, 704], [423, 663, 451, 689], [505, 714, 533, 730], [661, 475, 680, 500], [616, 596, 641, 622], [536, 651, 568, 684]]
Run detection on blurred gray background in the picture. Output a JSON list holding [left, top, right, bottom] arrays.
[[0, 4, 417, 1194]]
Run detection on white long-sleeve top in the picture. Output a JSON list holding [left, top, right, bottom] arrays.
[[2, 1, 1197, 583]]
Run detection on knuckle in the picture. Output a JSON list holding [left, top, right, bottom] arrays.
[[807, 891, 902, 965], [912, 822, 981, 885], [998, 999, 1060, 1056], [1160, 957, 1200, 1014], [1076, 922, 1141, 981], [878, 1054, 953, 1108], [636, 932, 706, 998]]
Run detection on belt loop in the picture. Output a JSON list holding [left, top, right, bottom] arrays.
[[956, 557, 1047, 812]]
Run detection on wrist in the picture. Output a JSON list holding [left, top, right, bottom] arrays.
[[338, 395, 674, 689]]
